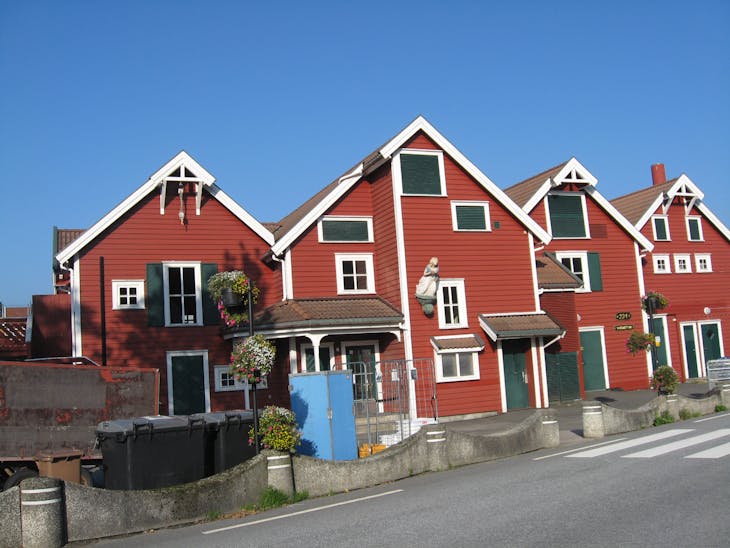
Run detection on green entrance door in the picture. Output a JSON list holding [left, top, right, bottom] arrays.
[[701, 323, 722, 362], [502, 340, 529, 409], [169, 353, 207, 415], [580, 330, 607, 391], [651, 317, 669, 369], [346, 345, 377, 401], [683, 325, 700, 378]]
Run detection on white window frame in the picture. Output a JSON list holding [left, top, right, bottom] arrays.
[[112, 280, 145, 310], [652, 254, 671, 274], [544, 192, 591, 240], [317, 216, 374, 243], [335, 253, 375, 294], [451, 201, 491, 232], [674, 254, 692, 274], [434, 349, 480, 383], [394, 149, 447, 197], [651, 215, 671, 241], [163, 262, 203, 326], [214, 364, 246, 392], [555, 251, 591, 292], [695, 253, 712, 273], [686, 216, 704, 241], [300, 342, 336, 372], [437, 279, 468, 329]]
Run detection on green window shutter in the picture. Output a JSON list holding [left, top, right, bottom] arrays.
[[548, 195, 586, 237], [401, 153, 442, 195], [587, 252, 603, 292], [201, 263, 219, 326], [455, 205, 487, 230], [321, 220, 369, 241], [688, 218, 701, 240], [654, 218, 667, 240], [146, 263, 164, 326]]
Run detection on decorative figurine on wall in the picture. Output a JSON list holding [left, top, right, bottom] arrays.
[[415, 257, 440, 315]]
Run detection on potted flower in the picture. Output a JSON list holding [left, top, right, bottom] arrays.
[[626, 331, 656, 355], [249, 406, 301, 453], [230, 334, 276, 385], [207, 270, 258, 308], [642, 291, 669, 312], [650, 365, 679, 395]]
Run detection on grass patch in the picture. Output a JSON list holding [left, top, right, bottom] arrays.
[[678, 408, 702, 420], [210, 488, 311, 523], [654, 411, 675, 426], [716, 404, 728, 412], [205, 510, 222, 521]]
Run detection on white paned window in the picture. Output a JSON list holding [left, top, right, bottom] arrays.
[[335, 254, 374, 294], [112, 280, 145, 310], [437, 279, 468, 329], [686, 216, 704, 241], [163, 263, 202, 326], [652, 254, 671, 274], [451, 201, 491, 231], [214, 365, 267, 391], [556, 252, 590, 292], [651, 216, 670, 241], [695, 254, 712, 273], [436, 351, 479, 382], [674, 254, 692, 273]]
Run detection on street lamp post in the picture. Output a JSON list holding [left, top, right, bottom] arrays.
[[645, 296, 659, 372], [247, 284, 260, 455]]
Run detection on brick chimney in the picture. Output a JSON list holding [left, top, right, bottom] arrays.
[[651, 163, 666, 185]]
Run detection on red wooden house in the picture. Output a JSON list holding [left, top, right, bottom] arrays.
[[505, 159, 655, 392], [54, 151, 281, 415], [612, 164, 730, 380], [237, 117, 564, 418]]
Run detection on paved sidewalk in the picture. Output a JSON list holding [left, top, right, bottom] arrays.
[[442, 381, 712, 446]]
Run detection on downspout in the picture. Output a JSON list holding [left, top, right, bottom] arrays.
[[99, 256, 107, 366]]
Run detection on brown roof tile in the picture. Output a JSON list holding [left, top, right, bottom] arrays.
[[536, 253, 583, 290], [610, 179, 677, 225], [56, 228, 86, 254], [0, 318, 28, 358], [430, 334, 485, 350], [479, 312, 564, 341], [504, 161, 569, 208]]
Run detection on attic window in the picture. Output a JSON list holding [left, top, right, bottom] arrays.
[[546, 193, 589, 238], [398, 150, 446, 196]]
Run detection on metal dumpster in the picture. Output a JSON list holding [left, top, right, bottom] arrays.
[[190, 410, 255, 475], [96, 415, 206, 490]]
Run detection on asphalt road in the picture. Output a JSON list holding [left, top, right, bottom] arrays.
[[91, 412, 730, 547]]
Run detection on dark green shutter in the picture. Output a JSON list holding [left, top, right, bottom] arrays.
[[455, 205, 487, 230], [654, 218, 667, 240], [201, 263, 219, 325], [688, 218, 701, 240], [401, 154, 442, 195], [587, 252, 603, 291], [548, 195, 586, 237], [146, 263, 164, 326], [321, 220, 369, 241]]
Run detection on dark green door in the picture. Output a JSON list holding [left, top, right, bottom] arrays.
[[346, 345, 376, 401], [170, 354, 206, 415], [651, 317, 669, 369], [701, 323, 722, 363], [546, 352, 580, 403], [580, 330, 607, 391], [683, 325, 699, 378], [503, 340, 529, 409]]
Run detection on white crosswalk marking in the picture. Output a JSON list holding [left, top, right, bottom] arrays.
[[686, 441, 730, 459], [622, 429, 730, 458], [566, 429, 693, 458]]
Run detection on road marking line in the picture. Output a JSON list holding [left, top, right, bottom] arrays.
[[202, 489, 404, 535], [694, 413, 730, 423], [686, 441, 730, 459], [532, 438, 628, 460], [622, 429, 730, 458], [566, 429, 693, 458]]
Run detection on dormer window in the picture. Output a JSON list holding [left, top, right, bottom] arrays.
[[686, 217, 703, 241], [546, 193, 589, 238], [652, 216, 670, 241]]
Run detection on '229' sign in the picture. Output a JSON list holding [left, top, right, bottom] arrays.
[[615, 312, 632, 321]]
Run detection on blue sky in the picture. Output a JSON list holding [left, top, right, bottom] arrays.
[[1, 1, 728, 307]]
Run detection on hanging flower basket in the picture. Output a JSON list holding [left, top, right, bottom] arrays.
[[626, 331, 655, 355], [207, 270, 260, 326], [642, 291, 669, 312], [248, 406, 301, 452], [230, 334, 276, 384], [220, 287, 243, 308]]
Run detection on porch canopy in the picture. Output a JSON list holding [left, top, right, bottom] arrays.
[[478, 312, 564, 342]]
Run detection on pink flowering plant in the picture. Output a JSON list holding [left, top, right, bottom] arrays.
[[230, 334, 276, 384], [641, 291, 669, 311], [626, 331, 655, 355], [249, 406, 301, 452], [207, 270, 260, 327]]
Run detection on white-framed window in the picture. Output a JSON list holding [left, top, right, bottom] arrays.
[[695, 254, 712, 273], [652, 254, 671, 274], [435, 351, 480, 382], [335, 254, 374, 294], [112, 280, 145, 310], [300, 343, 335, 372], [318, 216, 373, 243], [674, 254, 692, 273], [651, 216, 671, 241], [556, 252, 590, 292], [686, 216, 704, 241], [451, 201, 491, 232], [546, 192, 590, 239], [163, 263, 202, 326], [437, 279, 468, 329], [213, 365, 268, 391], [396, 149, 447, 196]]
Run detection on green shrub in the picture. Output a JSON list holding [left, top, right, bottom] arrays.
[[678, 408, 701, 420], [716, 404, 728, 412], [654, 411, 675, 426], [650, 366, 679, 394], [258, 487, 290, 509]]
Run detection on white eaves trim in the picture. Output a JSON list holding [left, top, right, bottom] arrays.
[[522, 157, 598, 213], [271, 116, 551, 256], [57, 151, 273, 265], [583, 187, 654, 252]]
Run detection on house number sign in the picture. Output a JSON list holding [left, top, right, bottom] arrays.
[[615, 312, 632, 321]]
